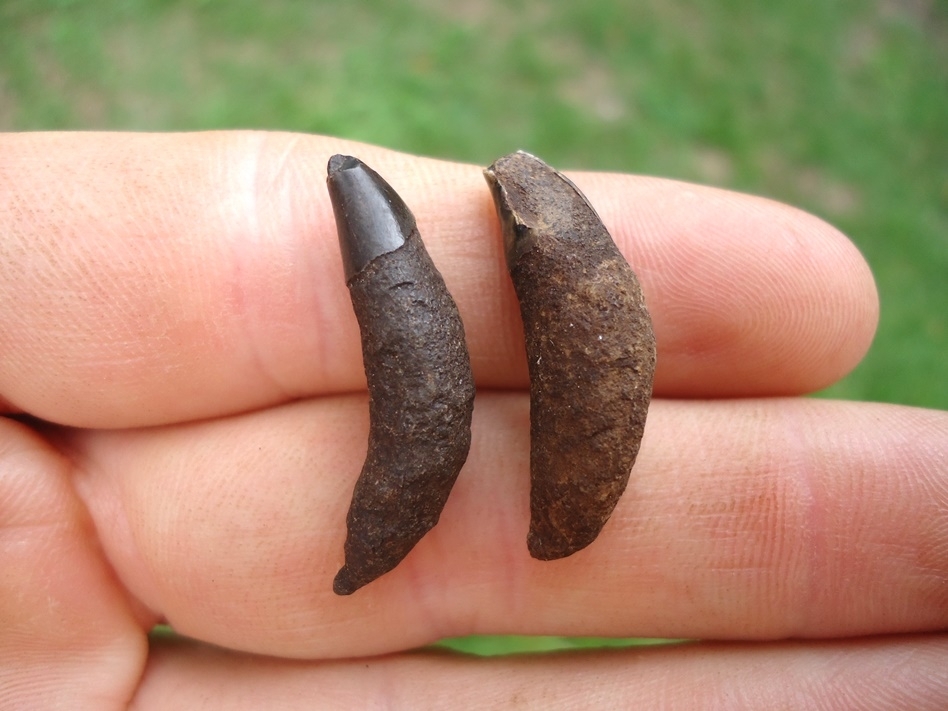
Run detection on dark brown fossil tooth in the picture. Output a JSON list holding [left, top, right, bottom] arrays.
[[483, 151, 656, 560], [327, 154, 475, 595]]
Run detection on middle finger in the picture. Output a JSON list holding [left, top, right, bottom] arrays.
[[67, 395, 948, 658]]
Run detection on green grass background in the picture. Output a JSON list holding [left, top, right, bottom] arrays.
[[3, 0, 946, 655]]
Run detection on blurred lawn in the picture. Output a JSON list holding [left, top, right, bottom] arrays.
[[3, 0, 946, 655]]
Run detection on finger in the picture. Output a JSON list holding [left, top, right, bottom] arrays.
[[132, 636, 948, 711], [0, 418, 148, 709], [0, 132, 876, 427], [66, 397, 948, 658]]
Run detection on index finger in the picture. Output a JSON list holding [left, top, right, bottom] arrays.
[[0, 132, 877, 427]]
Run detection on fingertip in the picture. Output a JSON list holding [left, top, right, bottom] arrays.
[[788, 205, 879, 391], [580, 176, 880, 396]]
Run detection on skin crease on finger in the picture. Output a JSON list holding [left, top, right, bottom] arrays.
[[0, 132, 877, 428], [65, 395, 948, 660]]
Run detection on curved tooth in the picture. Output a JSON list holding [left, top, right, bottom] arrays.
[[484, 151, 656, 559], [328, 155, 475, 594]]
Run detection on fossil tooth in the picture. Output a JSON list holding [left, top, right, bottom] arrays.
[[327, 155, 475, 594], [484, 151, 656, 560]]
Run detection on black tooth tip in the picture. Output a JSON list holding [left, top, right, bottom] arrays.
[[326, 156, 416, 281], [327, 154, 360, 176]]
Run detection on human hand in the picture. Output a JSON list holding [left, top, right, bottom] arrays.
[[1, 132, 945, 709]]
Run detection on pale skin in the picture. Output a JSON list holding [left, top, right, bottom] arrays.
[[0, 132, 945, 709]]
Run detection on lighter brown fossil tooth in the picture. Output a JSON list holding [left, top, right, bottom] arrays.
[[484, 150, 656, 560]]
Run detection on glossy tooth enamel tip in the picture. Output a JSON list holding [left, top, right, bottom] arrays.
[[326, 154, 417, 281], [327, 153, 360, 175]]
